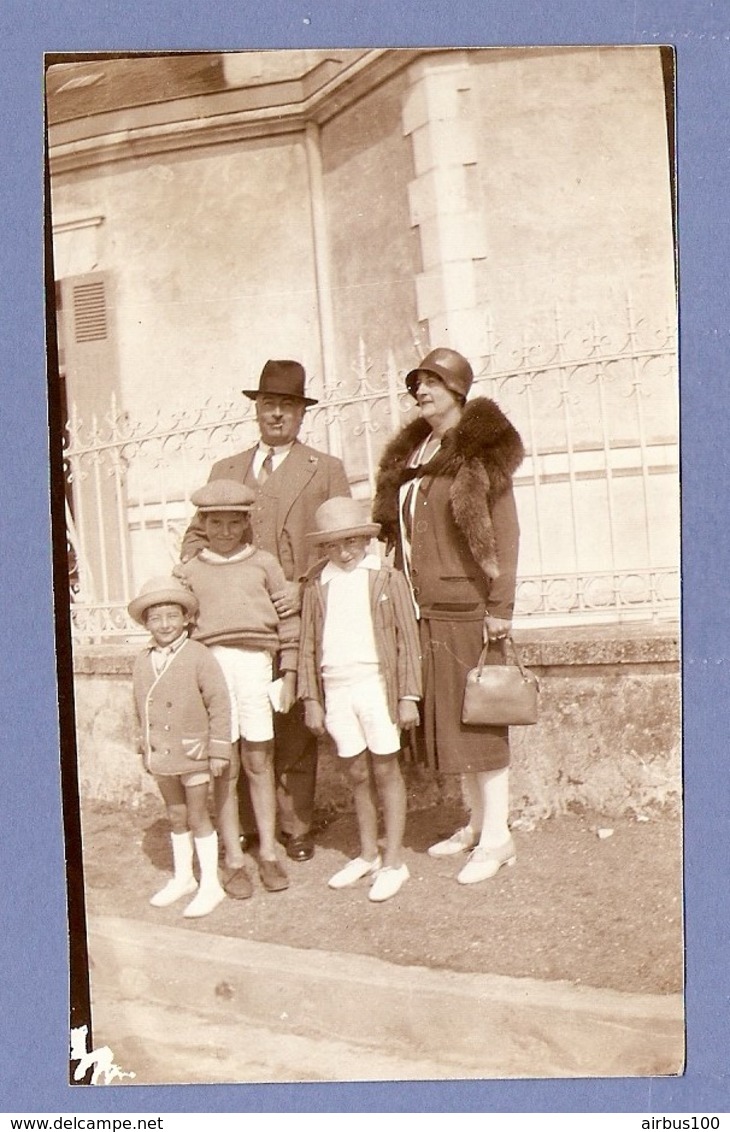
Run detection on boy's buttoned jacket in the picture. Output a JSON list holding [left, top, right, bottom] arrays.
[[298, 564, 422, 722], [132, 638, 233, 777]]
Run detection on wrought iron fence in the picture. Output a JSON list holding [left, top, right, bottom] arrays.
[[63, 304, 679, 642]]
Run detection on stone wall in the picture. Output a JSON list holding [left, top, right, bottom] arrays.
[[68, 625, 680, 822]]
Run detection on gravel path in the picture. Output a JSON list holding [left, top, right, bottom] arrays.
[[79, 799, 683, 996]]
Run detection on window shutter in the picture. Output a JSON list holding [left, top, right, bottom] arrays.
[[60, 271, 119, 421], [72, 279, 108, 343], [58, 271, 127, 605]]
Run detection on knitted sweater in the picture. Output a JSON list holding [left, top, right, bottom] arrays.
[[180, 547, 300, 671], [132, 637, 233, 776]]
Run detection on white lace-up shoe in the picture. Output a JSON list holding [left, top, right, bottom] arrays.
[[368, 864, 410, 902], [427, 826, 478, 858], [328, 854, 382, 889], [456, 838, 517, 885]]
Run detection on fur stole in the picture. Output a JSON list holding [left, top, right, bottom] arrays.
[[372, 397, 524, 580]]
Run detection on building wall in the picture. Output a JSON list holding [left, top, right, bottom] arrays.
[[476, 47, 675, 341], [52, 134, 324, 418], [51, 47, 675, 419], [403, 46, 675, 358], [321, 67, 421, 378]]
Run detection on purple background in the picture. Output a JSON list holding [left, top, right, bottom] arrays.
[[2, 0, 727, 1113]]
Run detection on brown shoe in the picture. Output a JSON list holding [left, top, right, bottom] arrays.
[[285, 833, 314, 862], [258, 857, 289, 892], [222, 866, 253, 900]]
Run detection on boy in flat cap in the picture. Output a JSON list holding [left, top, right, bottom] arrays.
[[298, 498, 422, 902], [178, 479, 300, 896], [128, 576, 232, 918]]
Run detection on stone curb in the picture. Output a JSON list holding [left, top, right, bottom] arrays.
[[89, 913, 684, 1080]]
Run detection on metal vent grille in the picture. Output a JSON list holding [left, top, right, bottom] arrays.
[[73, 280, 107, 342]]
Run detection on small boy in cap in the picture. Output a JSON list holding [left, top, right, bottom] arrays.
[[298, 498, 422, 902], [178, 479, 300, 896], [128, 576, 232, 918]]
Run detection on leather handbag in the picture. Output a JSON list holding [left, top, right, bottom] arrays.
[[461, 636, 539, 727]]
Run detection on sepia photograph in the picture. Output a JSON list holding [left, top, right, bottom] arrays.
[[45, 45, 682, 1086]]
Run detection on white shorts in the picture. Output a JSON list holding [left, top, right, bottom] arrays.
[[323, 671, 400, 760], [154, 770, 210, 789], [209, 646, 274, 744]]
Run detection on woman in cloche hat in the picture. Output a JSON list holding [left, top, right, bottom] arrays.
[[373, 347, 525, 886]]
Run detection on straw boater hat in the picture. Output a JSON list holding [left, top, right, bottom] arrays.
[[242, 359, 318, 406], [405, 347, 474, 400], [308, 497, 381, 544], [128, 576, 199, 625], [190, 480, 256, 513]]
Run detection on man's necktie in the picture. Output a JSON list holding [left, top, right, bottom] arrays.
[[258, 447, 275, 485]]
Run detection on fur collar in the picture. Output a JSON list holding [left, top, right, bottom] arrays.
[[373, 397, 524, 579]]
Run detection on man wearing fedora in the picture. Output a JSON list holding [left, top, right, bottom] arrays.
[[181, 359, 351, 861]]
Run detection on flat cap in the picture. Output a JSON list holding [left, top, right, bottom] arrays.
[[191, 479, 256, 512]]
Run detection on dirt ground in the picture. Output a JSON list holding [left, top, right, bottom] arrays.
[[79, 794, 683, 998]]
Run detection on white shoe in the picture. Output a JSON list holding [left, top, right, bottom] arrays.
[[456, 838, 517, 885], [149, 876, 198, 907], [427, 826, 478, 858], [328, 854, 382, 889], [183, 882, 226, 918], [368, 864, 410, 902]]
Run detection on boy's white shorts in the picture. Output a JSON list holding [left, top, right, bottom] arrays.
[[323, 671, 400, 760], [209, 645, 274, 743]]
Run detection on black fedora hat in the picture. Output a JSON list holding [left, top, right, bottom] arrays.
[[242, 360, 318, 406]]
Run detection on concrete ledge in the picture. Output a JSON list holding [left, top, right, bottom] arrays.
[[89, 913, 684, 1080], [72, 623, 679, 677]]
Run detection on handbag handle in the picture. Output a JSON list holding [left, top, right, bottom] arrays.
[[475, 634, 530, 679]]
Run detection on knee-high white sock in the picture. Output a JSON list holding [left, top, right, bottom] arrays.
[[184, 832, 225, 918], [196, 831, 223, 891], [172, 830, 195, 880]]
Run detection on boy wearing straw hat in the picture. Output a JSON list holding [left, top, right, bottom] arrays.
[[128, 576, 232, 918], [298, 498, 422, 902]]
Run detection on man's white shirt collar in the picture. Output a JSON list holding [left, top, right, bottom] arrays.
[[256, 440, 295, 458]]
